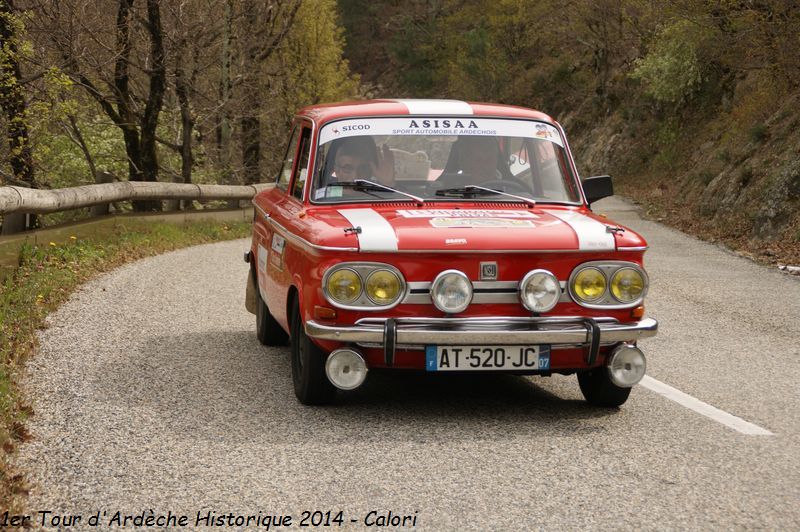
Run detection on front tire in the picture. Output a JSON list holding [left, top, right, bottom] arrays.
[[578, 368, 631, 407], [290, 298, 336, 405], [255, 280, 289, 346]]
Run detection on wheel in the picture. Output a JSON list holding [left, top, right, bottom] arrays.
[[290, 297, 336, 405], [577, 368, 631, 407], [255, 275, 289, 346]]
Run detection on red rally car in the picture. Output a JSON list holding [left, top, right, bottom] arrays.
[[245, 99, 657, 407]]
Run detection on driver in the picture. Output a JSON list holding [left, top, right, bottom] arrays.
[[330, 136, 395, 185]]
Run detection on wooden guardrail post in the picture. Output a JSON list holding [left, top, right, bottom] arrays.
[[1, 212, 29, 235], [89, 171, 117, 217]]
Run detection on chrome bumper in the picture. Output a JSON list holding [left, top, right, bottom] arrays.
[[306, 316, 658, 365]]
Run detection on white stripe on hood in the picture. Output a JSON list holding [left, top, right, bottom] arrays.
[[338, 208, 398, 252], [543, 210, 616, 251]]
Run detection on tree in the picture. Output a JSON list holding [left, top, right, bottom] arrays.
[[236, 0, 301, 185], [259, 0, 359, 171], [0, 0, 34, 187], [33, 0, 167, 210], [0, 0, 36, 232]]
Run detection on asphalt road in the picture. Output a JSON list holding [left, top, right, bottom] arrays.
[[16, 197, 800, 530]]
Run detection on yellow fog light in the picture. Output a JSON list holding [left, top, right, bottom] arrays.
[[326, 268, 362, 304], [610, 268, 645, 303], [366, 269, 402, 305], [573, 267, 606, 302]]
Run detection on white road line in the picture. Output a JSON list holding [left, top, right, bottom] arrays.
[[640, 376, 774, 436]]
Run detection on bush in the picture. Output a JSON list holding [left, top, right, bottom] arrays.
[[631, 20, 709, 105], [749, 124, 768, 143]]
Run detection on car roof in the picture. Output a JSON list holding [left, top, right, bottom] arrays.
[[296, 99, 556, 126]]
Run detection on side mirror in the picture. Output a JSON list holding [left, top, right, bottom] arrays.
[[582, 175, 613, 207]]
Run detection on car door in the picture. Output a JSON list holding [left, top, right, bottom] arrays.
[[262, 122, 313, 323], [254, 125, 300, 315]]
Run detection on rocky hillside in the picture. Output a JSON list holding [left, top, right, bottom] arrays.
[[339, 1, 800, 268], [568, 76, 800, 267]]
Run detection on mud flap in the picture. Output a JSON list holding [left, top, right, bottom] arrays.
[[245, 268, 257, 315]]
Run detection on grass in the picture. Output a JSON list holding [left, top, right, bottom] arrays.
[[0, 220, 251, 513]]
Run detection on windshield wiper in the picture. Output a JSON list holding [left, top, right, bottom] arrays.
[[435, 185, 535, 207], [333, 179, 424, 205]]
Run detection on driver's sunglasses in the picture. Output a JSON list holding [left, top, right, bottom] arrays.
[[335, 163, 372, 175]]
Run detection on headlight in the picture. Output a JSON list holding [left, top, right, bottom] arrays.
[[572, 267, 606, 302], [610, 268, 645, 303], [323, 263, 406, 309], [568, 261, 648, 308], [326, 268, 362, 304], [431, 270, 472, 314], [366, 269, 402, 305], [519, 269, 560, 313]]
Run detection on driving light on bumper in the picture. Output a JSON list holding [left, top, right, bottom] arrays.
[[366, 269, 402, 305], [326, 268, 362, 304], [607, 344, 646, 387], [431, 270, 472, 314], [572, 267, 607, 302], [610, 267, 646, 303], [325, 348, 368, 390], [519, 269, 560, 313]]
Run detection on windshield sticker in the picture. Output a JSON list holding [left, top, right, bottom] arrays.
[[319, 118, 564, 148], [315, 186, 343, 199], [397, 209, 538, 219], [430, 218, 536, 229]]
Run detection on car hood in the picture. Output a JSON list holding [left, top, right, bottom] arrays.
[[318, 204, 637, 252]]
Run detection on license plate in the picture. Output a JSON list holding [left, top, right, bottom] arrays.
[[425, 345, 551, 371]]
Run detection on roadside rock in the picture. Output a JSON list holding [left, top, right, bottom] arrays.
[[751, 160, 800, 240], [778, 264, 800, 275]]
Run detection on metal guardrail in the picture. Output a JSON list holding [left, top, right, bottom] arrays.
[[0, 206, 257, 280], [0, 181, 272, 215]]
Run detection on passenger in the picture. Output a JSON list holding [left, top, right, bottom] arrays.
[[442, 136, 509, 184], [329, 136, 395, 185]]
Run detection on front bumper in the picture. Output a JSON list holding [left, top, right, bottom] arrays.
[[306, 316, 658, 366]]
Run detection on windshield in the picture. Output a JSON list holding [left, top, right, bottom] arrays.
[[311, 117, 581, 204]]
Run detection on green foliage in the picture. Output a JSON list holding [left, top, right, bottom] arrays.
[[652, 119, 682, 170], [280, 0, 359, 107], [0, 6, 33, 186], [261, 0, 359, 176], [630, 20, 708, 104], [386, 0, 544, 103], [389, 16, 438, 96], [19, 64, 131, 189], [33, 113, 128, 188]]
